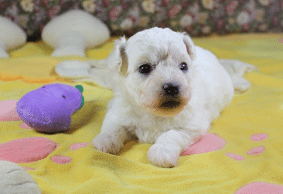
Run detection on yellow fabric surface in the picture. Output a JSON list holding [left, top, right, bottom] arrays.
[[0, 33, 283, 193]]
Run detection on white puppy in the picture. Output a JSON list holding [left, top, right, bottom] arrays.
[[56, 27, 257, 167], [91, 27, 234, 168]]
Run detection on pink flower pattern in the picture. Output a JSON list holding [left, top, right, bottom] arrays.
[[0, 0, 282, 37], [226, 1, 238, 16], [167, 5, 182, 18], [46, 6, 61, 19], [108, 6, 122, 21]]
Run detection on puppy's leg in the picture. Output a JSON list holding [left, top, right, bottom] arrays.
[[92, 111, 131, 154], [147, 129, 198, 168], [219, 59, 258, 93]]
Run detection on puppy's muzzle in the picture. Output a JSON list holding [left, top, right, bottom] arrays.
[[160, 83, 181, 109]]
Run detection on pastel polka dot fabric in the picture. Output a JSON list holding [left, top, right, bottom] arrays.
[[1, 33, 283, 193], [236, 182, 283, 194]]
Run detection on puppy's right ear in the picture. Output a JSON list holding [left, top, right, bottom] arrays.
[[183, 33, 196, 61], [106, 36, 128, 75]]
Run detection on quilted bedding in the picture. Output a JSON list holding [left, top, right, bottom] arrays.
[[0, 33, 283, 194]]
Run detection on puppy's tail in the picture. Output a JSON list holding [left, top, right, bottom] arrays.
[[219, 59, 259, 93], [55, 60, 116, 89]]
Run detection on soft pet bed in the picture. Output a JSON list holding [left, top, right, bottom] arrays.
[[0, 34, 283, 193]]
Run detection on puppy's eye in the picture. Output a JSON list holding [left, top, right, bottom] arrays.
[[138, 64, 152, 75], [180, 62, 188, 72]]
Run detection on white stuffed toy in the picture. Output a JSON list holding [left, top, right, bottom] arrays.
[[42, 9, 110, 57], [0, 161, 41, 194], [0, 16, 27, 58]]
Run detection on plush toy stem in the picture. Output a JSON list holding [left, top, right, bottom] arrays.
[[75, 85, 83, 93], [0, 38, 9, 58], [52, 31, 86, 57], [75, 85, 84, 110]]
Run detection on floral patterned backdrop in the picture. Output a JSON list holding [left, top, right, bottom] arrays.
[[0, 0, 283, 39]]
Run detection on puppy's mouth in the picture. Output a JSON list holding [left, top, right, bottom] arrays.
[[151, 99, 185, 117], [160, 100, 181, 109]]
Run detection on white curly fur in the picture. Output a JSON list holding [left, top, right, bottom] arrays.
[[89, 27, 235, 167]]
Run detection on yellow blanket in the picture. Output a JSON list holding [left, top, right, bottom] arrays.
[[0, 34, 283, 193]]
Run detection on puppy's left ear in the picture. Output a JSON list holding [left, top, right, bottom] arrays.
[[106, 36, 128, 75], [182, 33, 196, 61]]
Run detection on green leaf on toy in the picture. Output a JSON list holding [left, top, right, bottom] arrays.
[[75, 85, 83, 93], [75, 85, 84, 109]]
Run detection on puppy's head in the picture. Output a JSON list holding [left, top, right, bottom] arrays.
[[107, 27, 196, 117]]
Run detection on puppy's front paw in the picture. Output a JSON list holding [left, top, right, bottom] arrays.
[[92, 133, 124, 154], [147, 143, 180, 168]]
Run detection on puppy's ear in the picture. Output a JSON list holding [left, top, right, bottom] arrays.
[[106, 36, 128, 75], [182, 33, 196, 61]]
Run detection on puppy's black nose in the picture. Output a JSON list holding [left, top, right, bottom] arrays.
[[163, 83, 179, 97]]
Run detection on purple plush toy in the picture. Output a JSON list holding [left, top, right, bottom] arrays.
[[16, 83, 84, 133]]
